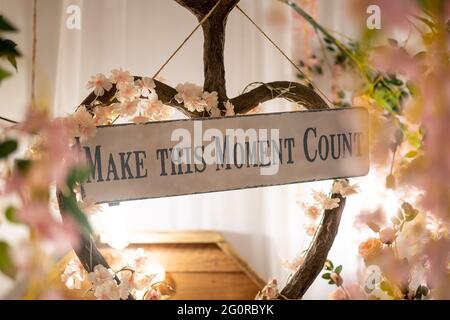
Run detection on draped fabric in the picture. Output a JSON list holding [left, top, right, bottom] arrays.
[[0, 0, 366, 299]]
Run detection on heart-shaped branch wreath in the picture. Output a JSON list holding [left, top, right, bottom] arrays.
[[57, 0, 347, 300]]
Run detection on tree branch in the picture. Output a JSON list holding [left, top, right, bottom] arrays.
[[231, 81, 328, 113], [281, 194, 346, 299]]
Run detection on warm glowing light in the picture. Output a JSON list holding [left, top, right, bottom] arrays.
[[146, 262, 166, 284]]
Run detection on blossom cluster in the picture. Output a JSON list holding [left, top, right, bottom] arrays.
[[86, 69, 171, 128], [61, 248, 166, 300]]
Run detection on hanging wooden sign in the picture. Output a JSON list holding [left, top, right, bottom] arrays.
[[79, 107, 369, 204]]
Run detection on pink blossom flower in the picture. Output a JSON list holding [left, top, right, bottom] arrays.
[[209, 105, 221, 117], [117, 83, 140, 102], [304, 205, 321, 220], [304, 223, 318, 236], [93, 104, 120, 125], [312, 191, 340, 210], [17, 202, 80, 252], [379, 227, 396, 245], [15, 109, 49, 133], [144, 99, 169, 120], [144, 288, 162, 300], [65, 106, 97, 142], [86, 73, 113, 96], [135, 77, 156, 97], [132, 114, 150, 124], [110, 68, 133, 88], [224, 101, 235, 116], [281, 255, 304, 271], [175, 82, 205, 112], [371, 46, 422, 81], [202, 91, 218, 112], [120, 100, 139, 117], [355, 207, 387, 232], [329, 287, 347, 300]]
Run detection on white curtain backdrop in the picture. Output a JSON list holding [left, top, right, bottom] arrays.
[[0, 0, 375, 299]]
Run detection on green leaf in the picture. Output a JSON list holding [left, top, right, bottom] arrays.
[[324, 259, 334, 270], [66, 166, 91, 189], [5, 206, 19, 224], [15, 159, 31, 173], [0, 16, 17, 32], [7, 54, 17, 71], [402, 202, 419, 222], [0, 67, 11, 81], [0, 39, 21, 58], [335, 265, 343, 274], [322, 272, 331, 279], [0, 139, 17, 159], [0, 241, 16, 279], [405, 150, 418, 158]]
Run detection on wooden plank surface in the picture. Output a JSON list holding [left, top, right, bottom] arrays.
[[167, 272, 260, 300], [100, 230, 225, 245], [56, 231, 265, 300], [125, 244, 242, 272]]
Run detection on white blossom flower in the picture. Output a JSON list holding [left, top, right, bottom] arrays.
[[126, 248, 148, 273], [93, 279, 129, 300], [332, 180, 360, 197], [65, 106, 97, 142], [256, 278, 279, 300], [61, 258, 86, 290], [224, 100, 235, 116], [87, 265, 114, 287], [281, 255, 304, 271], [135, 77, 156, 97], [86, 73, 113, 96], [312, 191, 340, 210]]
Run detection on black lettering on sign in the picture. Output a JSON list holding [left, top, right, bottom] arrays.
[[83, 145, 148, 183], [303, 128, 365, 162]]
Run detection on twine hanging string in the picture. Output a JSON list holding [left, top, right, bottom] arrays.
[[235, 5, 333, 106], [152, 1, 332, 106], [31, 0, 38, 109], [152, 0, 223, 79]]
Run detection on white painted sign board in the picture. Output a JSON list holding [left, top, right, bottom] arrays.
[[80, 108, 369, 204]]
